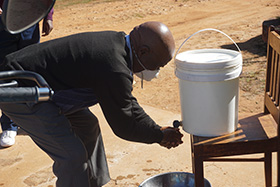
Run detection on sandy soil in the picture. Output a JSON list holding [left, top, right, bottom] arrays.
[[1, 0, 280, 186], [41, 0, 280, 114]]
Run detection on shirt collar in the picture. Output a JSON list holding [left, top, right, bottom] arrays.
[[125, 35, 133, 72]]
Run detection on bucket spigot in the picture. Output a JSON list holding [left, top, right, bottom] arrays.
[[173, 120, 182, 128]]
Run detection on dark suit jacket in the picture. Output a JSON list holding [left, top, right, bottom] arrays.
[[1, 31, 163, 144]]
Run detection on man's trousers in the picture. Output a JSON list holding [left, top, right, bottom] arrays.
[[0, 101, 110, 187]]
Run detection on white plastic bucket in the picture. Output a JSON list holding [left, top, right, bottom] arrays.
[[175, 29, 242, 137]]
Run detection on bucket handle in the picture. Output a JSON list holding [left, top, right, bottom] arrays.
[[175, 28, 241, 59]]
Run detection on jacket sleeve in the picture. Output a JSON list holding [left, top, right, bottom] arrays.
[[45, 8, 54, 21], [94, 72, 163, 144]]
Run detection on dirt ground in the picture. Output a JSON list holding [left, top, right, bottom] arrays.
[[41, 0, 280, 115], [1, 0, 280, 186]]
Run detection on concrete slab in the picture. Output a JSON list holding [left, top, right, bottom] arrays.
[[0, 104, 277, 186]]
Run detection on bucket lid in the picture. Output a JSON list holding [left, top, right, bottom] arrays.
[[175, 49, 242, 82]]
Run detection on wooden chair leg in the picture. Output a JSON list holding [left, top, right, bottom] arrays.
[[278, 150, 280, 187], [192, 155, 204, 187], [264, 152, 272, 187]]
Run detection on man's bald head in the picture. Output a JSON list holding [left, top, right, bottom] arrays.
[[130, 21, 175, 72]]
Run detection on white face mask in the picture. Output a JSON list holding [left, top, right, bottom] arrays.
[[135, 69, 160, 81]]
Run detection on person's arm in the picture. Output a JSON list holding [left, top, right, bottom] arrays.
[[42, 8, 54, 36], [94, 72, 183, 147]]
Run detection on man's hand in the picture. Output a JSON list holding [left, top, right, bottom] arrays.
[[159, 127, 183, 149], [42, 19, 53, 36]]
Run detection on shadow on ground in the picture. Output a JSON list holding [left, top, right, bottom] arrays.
[[222, 35, 267, 58]]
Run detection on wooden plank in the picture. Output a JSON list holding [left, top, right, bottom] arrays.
[[272, 49, 277, 100], [265, 92, 280, 124], [278, 53, 280, 107], [270, 49, 276, 98], [194, 139, 277, 157], [265, 45, 272, 93], [269, 31, 280, 54], [276, 53, 280, 105]]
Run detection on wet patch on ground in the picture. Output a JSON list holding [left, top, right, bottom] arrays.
[[23, 167, 56, 186]]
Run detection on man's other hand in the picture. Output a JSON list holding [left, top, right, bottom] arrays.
[[160, 127, 183, 149], [42, 19, 53, 36]]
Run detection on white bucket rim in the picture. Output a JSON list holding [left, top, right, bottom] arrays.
[[175, 48, 242, 70]]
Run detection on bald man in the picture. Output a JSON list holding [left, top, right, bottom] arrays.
[[0, 21, 183, 187]]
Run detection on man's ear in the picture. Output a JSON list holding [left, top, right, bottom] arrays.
[[139, 45, 150, 56]]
